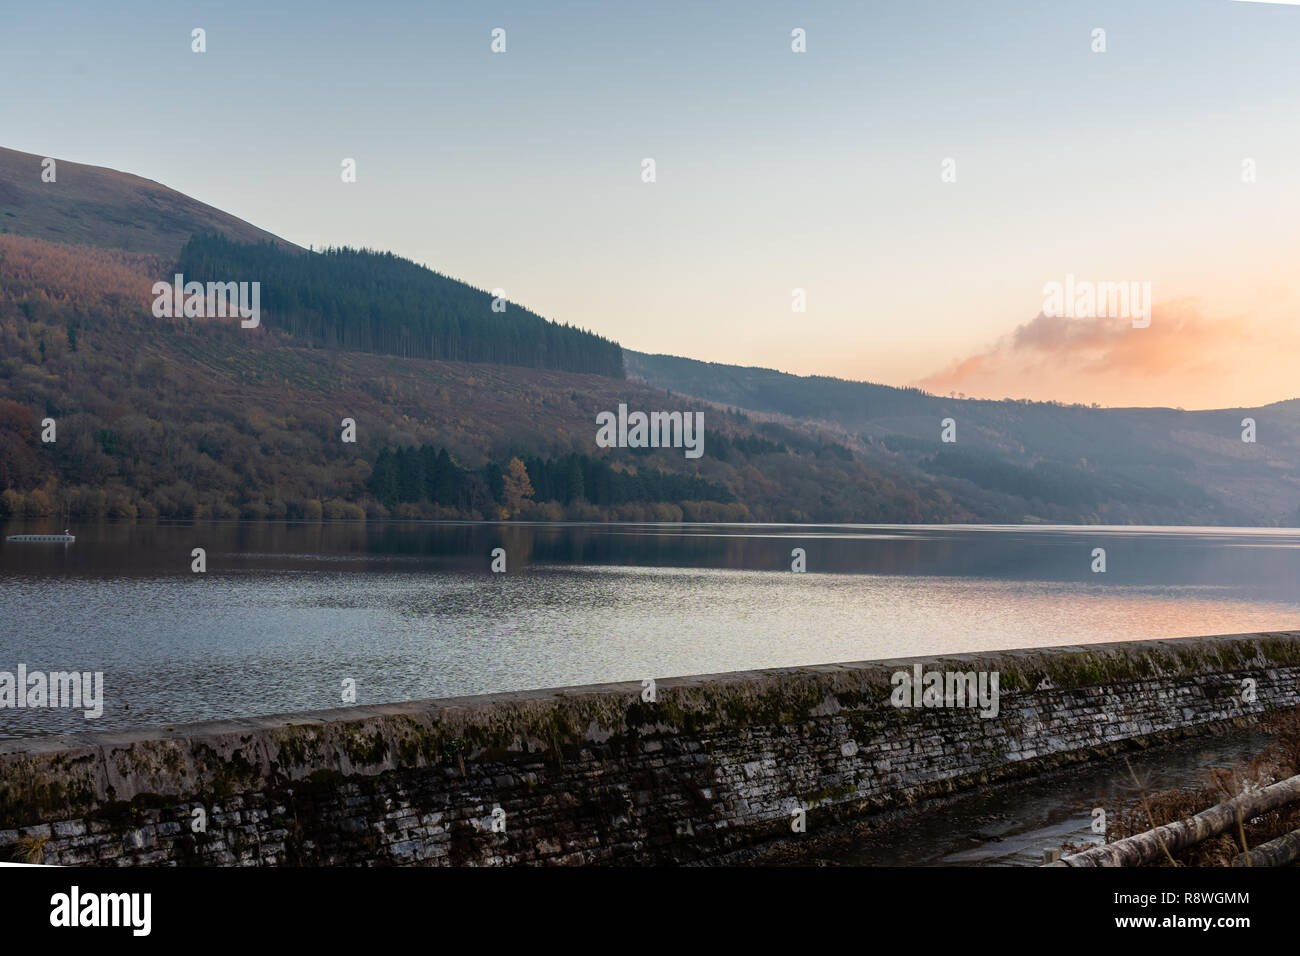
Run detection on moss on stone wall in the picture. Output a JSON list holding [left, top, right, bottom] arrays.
[[2, 631, 1298, 833]]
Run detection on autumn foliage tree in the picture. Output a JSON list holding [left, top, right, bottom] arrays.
[[500, 457, 534, 518]]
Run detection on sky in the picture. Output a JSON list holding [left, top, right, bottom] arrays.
[[2, 0, 1299, 409]]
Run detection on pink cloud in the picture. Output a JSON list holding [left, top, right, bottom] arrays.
[[916, 301, 1293, 407]]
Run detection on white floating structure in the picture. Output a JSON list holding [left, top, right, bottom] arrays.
[[6, 529, 75, 543]]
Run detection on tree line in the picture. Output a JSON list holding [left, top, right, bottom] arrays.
[[175, 234, 625, 376], [367, 445, 735, 516]]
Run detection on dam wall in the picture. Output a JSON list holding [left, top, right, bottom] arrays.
[[2, 631, 1298, 866]]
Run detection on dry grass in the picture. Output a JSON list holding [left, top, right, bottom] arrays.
[[10, 834, 48, 865]]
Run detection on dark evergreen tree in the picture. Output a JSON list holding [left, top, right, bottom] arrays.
[[175, 234, 625, 376]]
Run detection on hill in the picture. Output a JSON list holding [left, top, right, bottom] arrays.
[[0, 146, 294, 257], [0, 232, 952, 523], [2, 145, 1297, 527], [627, 351, 1300, 525]]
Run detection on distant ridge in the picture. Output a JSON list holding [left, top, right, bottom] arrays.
[[627, 349, 1300, 525], [2, 145, 1297, 525], [0, 146, 295, 257]]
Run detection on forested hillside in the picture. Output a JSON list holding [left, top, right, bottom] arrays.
[[3, 146, 1297, 527], [629, 351, 1300, 525], [175, 234, 624, 376], [0, 232, 957, 524]]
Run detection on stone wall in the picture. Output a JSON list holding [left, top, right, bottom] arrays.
[[2, 631, 1298, 866]]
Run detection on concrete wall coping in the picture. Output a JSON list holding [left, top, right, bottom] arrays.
[[2, 629, 1296, 758]]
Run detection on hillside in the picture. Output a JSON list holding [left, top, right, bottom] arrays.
[[175, 233, 623, 375], [628, 351, 1300, 525], [0, 146, 293, 257], [0, 232, 956, 523], [1, 145, 1296, 527]]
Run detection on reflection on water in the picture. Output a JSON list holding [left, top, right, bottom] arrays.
[[1, 521, 1298, 736]]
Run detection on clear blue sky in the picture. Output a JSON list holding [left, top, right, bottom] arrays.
[[3, 0, 1299, 406]]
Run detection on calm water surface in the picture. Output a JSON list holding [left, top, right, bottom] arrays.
[[2, 521, 1298, 737]]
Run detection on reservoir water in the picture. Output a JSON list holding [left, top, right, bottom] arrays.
[[2, 521, 1299, 738]]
